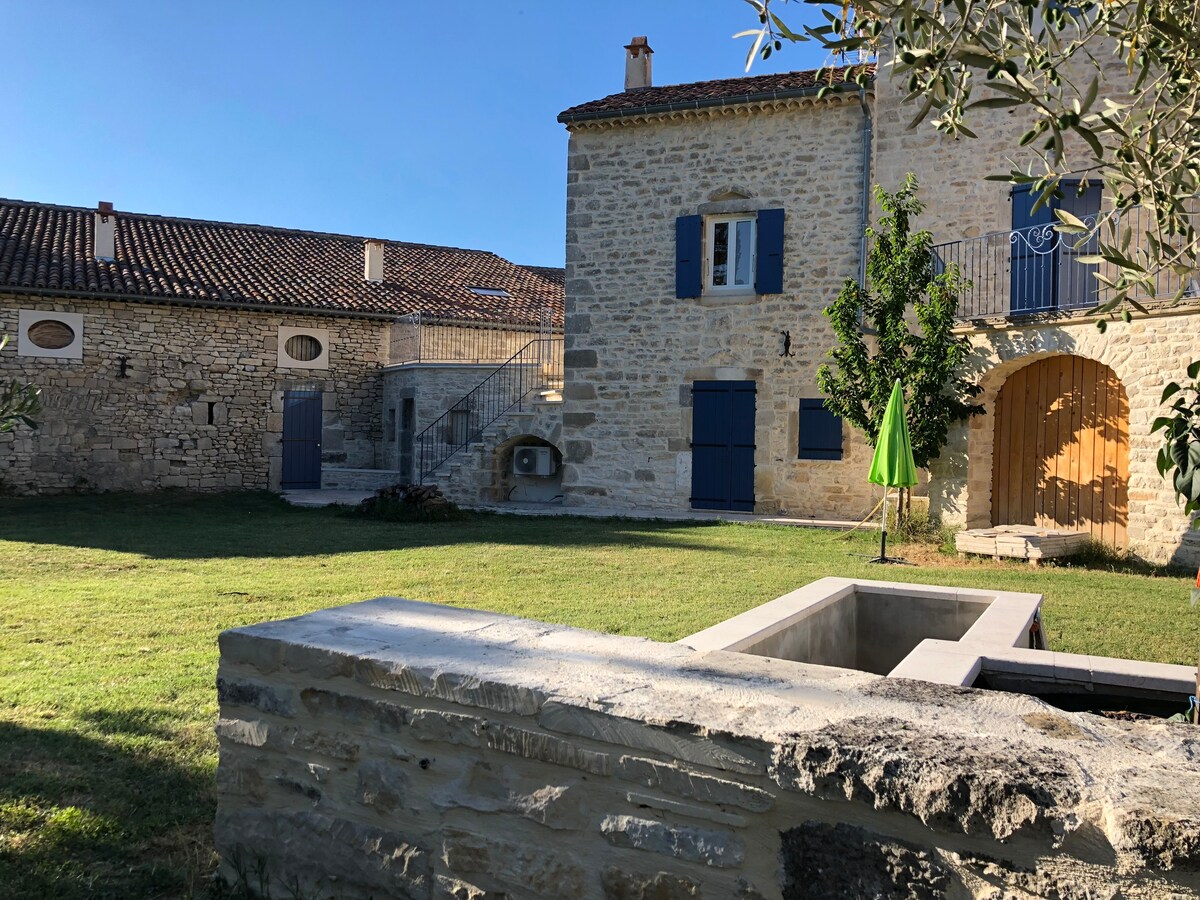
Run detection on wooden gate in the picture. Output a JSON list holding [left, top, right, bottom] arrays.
[[991, 355, 1128, 545]]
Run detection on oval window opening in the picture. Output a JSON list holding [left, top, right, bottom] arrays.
[[285, 334, 323, 362], [27, 320, 76, 350]]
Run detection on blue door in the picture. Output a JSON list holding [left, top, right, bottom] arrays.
[[1056, 183, 1102, 310], [282, 390, 322, 489], [1010, 185, 1056, 313], [690, 381, 755, 512]]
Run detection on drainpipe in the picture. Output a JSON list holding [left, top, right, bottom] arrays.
[[857, 87, 873, 289]]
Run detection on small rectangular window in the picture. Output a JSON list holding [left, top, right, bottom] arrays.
[[447, 409, 471, 446], [385, 406, 397, 442], [798, 399, 843, 460], [707, 216, 756, 291]]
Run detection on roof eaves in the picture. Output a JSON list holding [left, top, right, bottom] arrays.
[[557, 78, 871, 124]]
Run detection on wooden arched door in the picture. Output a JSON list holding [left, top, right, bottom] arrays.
[[991, 356, 1128, 545]]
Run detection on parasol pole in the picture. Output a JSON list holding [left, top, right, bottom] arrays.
[[879, 486, 888, 561]]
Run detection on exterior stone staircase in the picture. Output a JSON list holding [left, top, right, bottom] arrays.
[[428, 388, 563, 506]]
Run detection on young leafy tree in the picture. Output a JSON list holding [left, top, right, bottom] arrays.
[[738, 0, 1200, 322], [1154, 361, 1200, 526], [0, 335, 40, 433], [816, 176, 982, 506]]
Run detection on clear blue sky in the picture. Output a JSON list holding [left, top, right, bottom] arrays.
[[1, 2, 830, 267]]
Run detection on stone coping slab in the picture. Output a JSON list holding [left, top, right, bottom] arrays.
[[220, 595, 1199, 792], [894, 638, 1199, 695]]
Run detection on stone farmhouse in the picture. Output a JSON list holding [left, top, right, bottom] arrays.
[[4, 37, 1199, 569], [540, 37, 1199, 567], [0, 198, 564, 496]]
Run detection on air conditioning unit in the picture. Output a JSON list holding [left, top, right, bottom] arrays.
[[513, 445, 557, 477]]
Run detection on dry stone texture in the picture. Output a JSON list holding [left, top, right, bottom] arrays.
[[214, 597, 1200, 898], [559, 97, 879, 522], [0, 295, 386, 493]]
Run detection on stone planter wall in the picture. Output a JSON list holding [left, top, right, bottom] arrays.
[[215, 598, 1200, 899]]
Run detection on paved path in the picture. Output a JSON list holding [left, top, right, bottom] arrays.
[[473, 502, 868, 530], [282, 490, 870, 530], [283, 489, 374, 507]]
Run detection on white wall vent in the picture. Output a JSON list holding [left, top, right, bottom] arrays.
[[513, 445, 557, 477]]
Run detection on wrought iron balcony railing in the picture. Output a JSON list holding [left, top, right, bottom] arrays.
[[932, 207, 1198, 320], [389, 309, 561, 365]]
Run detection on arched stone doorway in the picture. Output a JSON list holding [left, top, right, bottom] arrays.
[[991, 355, 1129, 545]]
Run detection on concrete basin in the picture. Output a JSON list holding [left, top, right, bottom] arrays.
[[681, 577, 1042, 678]]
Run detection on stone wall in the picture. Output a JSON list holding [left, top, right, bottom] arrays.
[[215, 597, 1200, 898], [0, 295, 387, 493], [560, 95, 880, 521]]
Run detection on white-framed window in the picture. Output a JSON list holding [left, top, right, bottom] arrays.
[[17, 310, 84, 360], [277, 326, 330, 370], [706, 215, 756, 292]]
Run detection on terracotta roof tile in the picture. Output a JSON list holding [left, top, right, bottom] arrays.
[[0, 198, 563, 325], [558, 64, 874, 122]]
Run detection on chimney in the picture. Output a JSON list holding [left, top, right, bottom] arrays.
[[94, 201, 115, 262], [364, 239, 384, 282], [624, 36, 653, 91]]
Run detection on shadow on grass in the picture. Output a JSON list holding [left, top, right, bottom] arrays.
[[0, 715, 215, 899], [0, 491, 739, 560]]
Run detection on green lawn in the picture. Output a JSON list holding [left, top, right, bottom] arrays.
[[0, 492, 1195, 898]]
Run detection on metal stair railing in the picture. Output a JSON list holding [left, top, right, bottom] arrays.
[[414, 335, 564, 482]]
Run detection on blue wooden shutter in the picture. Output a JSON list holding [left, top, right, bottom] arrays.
[[754, 208, 785, 295], [1009, 185, 1055, 313], [1056, 182, 1102, 310], [798, 399, 843, 460], [675, 215, 702, 299]]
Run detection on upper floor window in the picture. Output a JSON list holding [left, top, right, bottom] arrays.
[[676, 209, 784, 299], [707, 216, 756, 292]]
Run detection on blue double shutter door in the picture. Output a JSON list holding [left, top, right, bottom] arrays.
[[675, 209, 785, 299], [690, 380, 756, 512], [1009, 183, 1101, 314]]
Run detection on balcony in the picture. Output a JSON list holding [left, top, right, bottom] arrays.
[[389, 310, 562, 366], [933, 207, 1199, 322]]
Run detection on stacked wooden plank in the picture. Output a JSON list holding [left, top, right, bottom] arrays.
[[956, 525, 1089, 564]]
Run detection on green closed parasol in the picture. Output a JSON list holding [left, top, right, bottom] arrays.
[[868, 379, 918, 563]]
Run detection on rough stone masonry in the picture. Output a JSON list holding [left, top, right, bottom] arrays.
[[215, 598, 1200, 898]]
